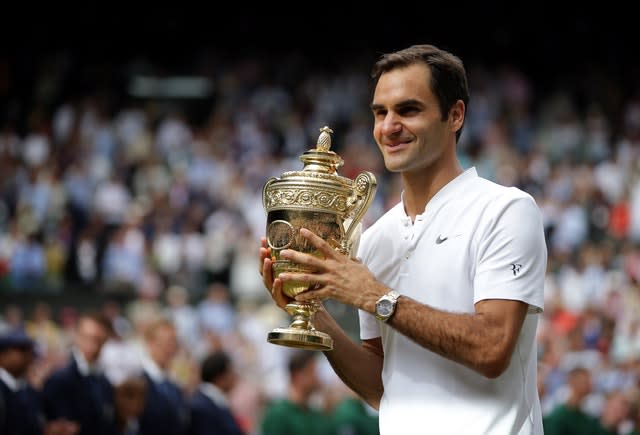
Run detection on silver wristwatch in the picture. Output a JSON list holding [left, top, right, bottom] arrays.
[[374, 290, 400, 322]]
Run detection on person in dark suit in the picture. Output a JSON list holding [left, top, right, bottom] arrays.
[[138, 318, 189, 435], [41, 312, 117, 435], [0, 329, 79, 435], [113, 373, 147, 435], [188, 350, 245, 435]]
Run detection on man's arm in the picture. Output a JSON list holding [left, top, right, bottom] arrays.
[[280, 229, 529, 379], [260, 239, 384, 409], [302, 304, 383, 409], [387, 297, 528, 378]]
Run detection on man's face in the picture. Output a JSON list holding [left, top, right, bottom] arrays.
[[371, 63, 457, 176], [75, 318, 109, 364], [147, 325, 178, 369], [0, 346, 34, 378], [115, 377, 147, 419]]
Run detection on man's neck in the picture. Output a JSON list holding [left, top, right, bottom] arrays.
[[401, 159, 463, 221], [288, 385, 311, 407], [72, 348, 98, 376]]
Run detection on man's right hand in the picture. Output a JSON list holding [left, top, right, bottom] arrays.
[[260, 237, 290, 309]]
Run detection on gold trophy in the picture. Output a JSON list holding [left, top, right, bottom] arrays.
[[262, 126, 377, 350]]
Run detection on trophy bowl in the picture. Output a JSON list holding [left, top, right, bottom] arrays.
[[262, 126, 377, 350]]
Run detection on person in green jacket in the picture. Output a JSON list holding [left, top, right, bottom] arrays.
[[543, 367, 618, 435], [261, 350, 334, 435], [332, 385, 379, 435]]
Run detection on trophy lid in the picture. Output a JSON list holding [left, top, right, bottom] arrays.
[[262, 126, 359, 216], [299, 126, 344, 174]]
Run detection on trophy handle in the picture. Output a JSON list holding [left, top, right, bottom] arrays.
[[262, 177, 277, 211], [341, 171, 377, 255]]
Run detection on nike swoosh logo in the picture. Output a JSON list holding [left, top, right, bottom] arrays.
[[435, 235, 448, 244]]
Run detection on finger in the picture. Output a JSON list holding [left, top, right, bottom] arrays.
[[278, 271, 322, 288], [272, 278, 290, 308], [279, 248, 326, 271], [295, 287, 325, 302], [299, 227, 342, 259], [259, 246, 271, 275], [262, 256, 274, 289]]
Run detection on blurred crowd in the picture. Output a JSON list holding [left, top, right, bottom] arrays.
[[2, 47, 640, 433]]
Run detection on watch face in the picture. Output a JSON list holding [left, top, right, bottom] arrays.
[[376, 299, 393, 317]]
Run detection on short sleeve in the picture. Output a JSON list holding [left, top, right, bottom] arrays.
[[473, 194, 547, 312]]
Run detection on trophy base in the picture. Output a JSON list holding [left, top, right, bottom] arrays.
[[267, 327, 333, 351]]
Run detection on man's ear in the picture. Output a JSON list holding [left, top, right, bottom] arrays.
[[449, 100, 465, 133]]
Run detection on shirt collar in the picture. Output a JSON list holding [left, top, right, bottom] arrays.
[[72, 348, 101, 377], [400, 167, 478, 220], [141, 353, 166, 383], [0, 367, 25, 392], [199, 382, 229, 408]]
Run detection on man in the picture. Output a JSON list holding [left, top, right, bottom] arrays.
[[42, 311, 117, 435], [543, 367, 608, 434], [260, 44, 547, 434], [138, 318, 189, 435], [112, 367, 147, 435], [188, 350, 245, 435], [0, 329, 45, 435], [260, 350, 334, 435]]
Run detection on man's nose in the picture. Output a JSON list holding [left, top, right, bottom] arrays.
[[380, 113, 402, 135]]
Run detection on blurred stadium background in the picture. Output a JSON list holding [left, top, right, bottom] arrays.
[[2, 7, 640, 434]]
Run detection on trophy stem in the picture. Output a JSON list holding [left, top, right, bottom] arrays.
[[267, 300, 333, 351], [285, 301, 317, 330]]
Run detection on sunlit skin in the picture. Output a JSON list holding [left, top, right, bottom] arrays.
[[259, 61, 529, 408]]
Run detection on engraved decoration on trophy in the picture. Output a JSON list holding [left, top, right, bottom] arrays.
[[262, 126, 378, 350]]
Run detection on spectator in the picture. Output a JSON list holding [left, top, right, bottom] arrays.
[[41, 311, 116, 435], [0, 329, 80, 435], [188, 350, 245, 435], [260, 350, 334, 435], [139, 318, 189, 435], [543, 367, 607, 435]]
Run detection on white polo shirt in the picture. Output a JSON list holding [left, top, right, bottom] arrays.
[[358, 167, 546, 435]]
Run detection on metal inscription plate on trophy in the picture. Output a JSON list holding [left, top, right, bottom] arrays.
[[262, 126, 377, 350]]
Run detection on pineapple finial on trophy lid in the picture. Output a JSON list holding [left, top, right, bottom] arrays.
[[316, 126, 334, 152], [300, 125, 343, 174]]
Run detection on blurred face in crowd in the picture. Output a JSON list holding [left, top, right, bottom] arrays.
[[601, 392, 631, 429], [146, 323, 178, 369], [568, 369, 592, 401], [293, 358, 321, 397], [0, 346, 34, 378], [75, 317, 110, 364], [115, 377, 147, 421], [217, 366, 239, 394]]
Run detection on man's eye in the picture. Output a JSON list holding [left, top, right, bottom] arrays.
[[399, 107, 419, 115]]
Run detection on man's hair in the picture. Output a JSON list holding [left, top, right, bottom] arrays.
[[371, 44, 470, 141], [287, 350, 316, 376], [201, 351, 232, 383], [143, 317, 175, 341], [78, 310, 113, 335]]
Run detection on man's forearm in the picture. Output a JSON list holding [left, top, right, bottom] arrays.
[[314, 309, 384, 409], [388, 296, 528, 378]]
